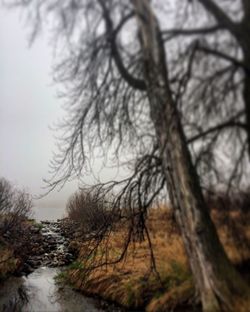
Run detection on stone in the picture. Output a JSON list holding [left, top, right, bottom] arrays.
[[23, 263, 34, 274]]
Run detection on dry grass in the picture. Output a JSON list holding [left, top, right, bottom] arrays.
[[211, 208, 250, 265], [0, 219, 39, 281], [0, 242, 17, 281], [66, 208, 192, 310], [66, 204, 250, 311]]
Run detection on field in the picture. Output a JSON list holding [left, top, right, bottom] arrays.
[[64, 200, 250, 311]]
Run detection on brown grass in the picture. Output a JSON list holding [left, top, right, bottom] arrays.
[[0, 242, 17, 280], [65, 204, 250, 311]]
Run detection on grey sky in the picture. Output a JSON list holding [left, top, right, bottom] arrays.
[[0, 8, 79, 212], [0, 1, 175, 217], [0, 7, 127, 216]]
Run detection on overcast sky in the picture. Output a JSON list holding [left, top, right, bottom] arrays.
[[0, 8, 84, 213], [0, 6, 128, 217], [0, 2, 175, 218]]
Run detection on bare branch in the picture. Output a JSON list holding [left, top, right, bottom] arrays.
[[162, 24, 222, 41], [98, 0, 146, 91], [197, 0, 239, 36], [197, 45, 250, 73], [188, 112, 246, 144]]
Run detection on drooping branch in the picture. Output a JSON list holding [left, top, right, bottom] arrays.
[[226, 140, 247, 193], [197, 45, 250, 73], [98, 0, 146, 91], [188, 112, 246, 144], [197, 0, 239, 36]]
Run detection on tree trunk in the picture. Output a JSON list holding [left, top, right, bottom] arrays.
[[133, 1, 250, 311], [243, 56, 250, 157], [240, 18, 250, 157]]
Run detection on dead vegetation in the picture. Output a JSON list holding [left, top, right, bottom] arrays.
[[0, 243, 17, 281], [0, 178, 32, 236], [66, 190, 114, 234], [208, 190, 250, 266], [0, 177, 33, 280], [64, 192, 250, 311]]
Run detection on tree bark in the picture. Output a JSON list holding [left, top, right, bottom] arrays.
[[240, 10, 250, 157], [132, 1, 250, 311], [242, 52, 250, 157]]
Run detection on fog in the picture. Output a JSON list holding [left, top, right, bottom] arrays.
[[0, 8, 93, 216]]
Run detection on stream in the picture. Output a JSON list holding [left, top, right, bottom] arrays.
[[0, 267, 103, 312], [0, 221, 109, 312]]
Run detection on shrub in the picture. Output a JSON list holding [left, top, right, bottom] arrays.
[[66, 190, 113, 233], [0, 177, 32, 236]]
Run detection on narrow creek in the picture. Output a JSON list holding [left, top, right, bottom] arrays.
[[0, 221, 108, 312], [0, 267, 103, 312]]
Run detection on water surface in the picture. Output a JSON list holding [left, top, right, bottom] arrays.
[[0, 267, 103, 312]]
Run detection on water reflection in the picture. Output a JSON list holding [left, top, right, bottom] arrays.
[[23, 268, 60, 312], [2, 284, 28, 312], [0, 267, 102, 312]]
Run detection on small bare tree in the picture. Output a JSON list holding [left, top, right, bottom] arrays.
[[67, 190, 113, 233], [0, 178, 32, 236], [0, 178, 14, 216]]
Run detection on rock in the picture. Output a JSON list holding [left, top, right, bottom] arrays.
[[15, 219, 77, 272], [41, 220, 50, 224], [30, 226, 40, 234], [50, 260, 59, 267], [38, 248, 45, 255], [65, 253, 74, 260], [3, 232, 10, 239], [26, 259, 35, 267], [22, 263, 34, 274]]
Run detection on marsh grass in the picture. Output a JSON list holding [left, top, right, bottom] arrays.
[[0, 245, 17, 281], [64, 203, 250, 310]]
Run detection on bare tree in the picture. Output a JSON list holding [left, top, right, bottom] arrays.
[[160, 0, 250, 190], [0, 178, 32, 236], [132, 1, 250, 311], [6, 0, 250, 311], [194, 0, 250, 155], [0, 178, 14, 216], [66, 190, 113, 233]]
